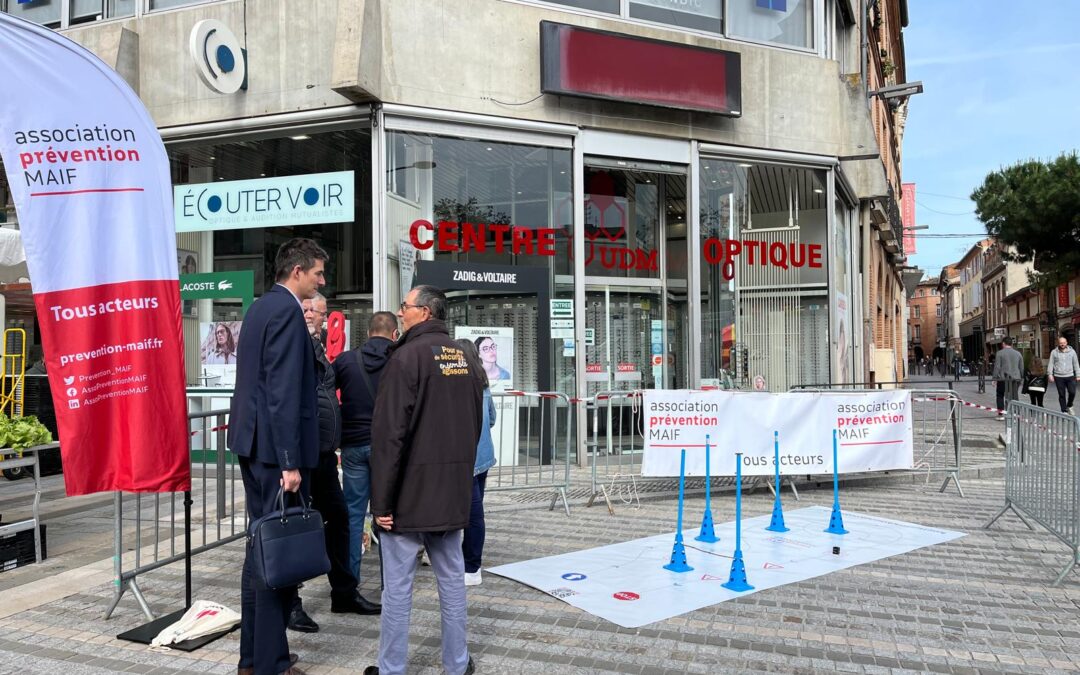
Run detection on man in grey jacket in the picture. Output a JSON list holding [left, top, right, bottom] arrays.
[[1048, 336, 1080, 414], [993, 337, 1024, 420]]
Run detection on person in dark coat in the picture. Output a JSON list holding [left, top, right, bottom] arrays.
[[365, 285, 482, 675], [335, 311, 398, 586], [288, 293, 380, 634], [228, 237, 326, 675]]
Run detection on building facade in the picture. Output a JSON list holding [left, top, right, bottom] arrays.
[[937, 264, 960, 361], [1, 0, 915, 449], [906, 276, 938, 365], [982, 243, 1033, 360]]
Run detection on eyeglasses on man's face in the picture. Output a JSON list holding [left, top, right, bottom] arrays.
[[399, 302, 426, 312], [303, 307, 326, 316]]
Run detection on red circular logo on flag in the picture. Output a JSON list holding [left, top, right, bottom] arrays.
[[613, 591, 639, 601]]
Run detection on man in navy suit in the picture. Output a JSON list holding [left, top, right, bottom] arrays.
[[229, 237, 328, 675]]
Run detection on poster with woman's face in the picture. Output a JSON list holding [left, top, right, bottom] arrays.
[[454, 326, 514, 393], [199, 321, 242, 386]]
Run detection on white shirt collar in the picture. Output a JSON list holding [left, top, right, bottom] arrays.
[[276, 283, 304, 310]]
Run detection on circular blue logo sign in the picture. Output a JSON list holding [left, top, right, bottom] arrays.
[[207, 195, 222, 213], [303, 187, 319, 206], [215, 45, 236, 74], [561, 572, 587, 581]]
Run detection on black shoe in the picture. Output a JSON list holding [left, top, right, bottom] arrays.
[[465, 656, 475, 674], [287, 606, 319, 633], [331, 592, 381, 615], [363, 668, 378, 675]]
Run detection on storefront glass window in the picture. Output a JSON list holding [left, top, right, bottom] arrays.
[[728, 0, 815, 50], [4, 0, 62, 27], [386, 130, 573, 394], [699, 158, 829, 391], [629, 0, 722, 34], [169, 127, 372, 386]]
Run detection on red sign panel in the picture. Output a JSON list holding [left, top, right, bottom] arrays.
[[901, 182, 917, 255], [540, 21, 741, 116], [1059, 284, 1070, 308]]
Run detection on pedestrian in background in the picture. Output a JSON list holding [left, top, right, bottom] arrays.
[[1048, 336, 1080, 414], [456, 338, 497, 587], [992, 337, 1023, 421], [335, 311, 399, 594], [366, 285, 482, 675], [1022, 358, 1048, 408], [228, 238, 327, 675]]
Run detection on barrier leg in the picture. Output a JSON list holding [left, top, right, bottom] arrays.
[[129, 578, 155, 621], [983, 501, 1035, 531], [104, 492, 126, 620], [549, 487, 571, 517], [1052, 550, 1078, 587], [939, 471, 964, 498]]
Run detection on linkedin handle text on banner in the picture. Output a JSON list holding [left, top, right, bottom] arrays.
[[0, 14, 189, 495], [641, 391, 914, 477]]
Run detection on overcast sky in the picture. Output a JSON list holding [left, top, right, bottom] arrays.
[[901, 1, 1080, 278]]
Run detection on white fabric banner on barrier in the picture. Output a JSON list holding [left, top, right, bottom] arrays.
[[642, 390, 913, 476]]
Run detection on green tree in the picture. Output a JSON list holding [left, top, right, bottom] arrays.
[[970, 152, 1080, 288]]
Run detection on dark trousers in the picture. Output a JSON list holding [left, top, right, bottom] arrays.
[[239, 457, 311, 675], [309, 451, 357, 599], [996, 379, 1020, 414], [462, 471, 488, 574], [1028, 391, 1045, 407], [1055, 377, 1077, 412]]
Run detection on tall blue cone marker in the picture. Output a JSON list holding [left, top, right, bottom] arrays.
[[765, 430, 789, 533], [825, 429, 849, 535], [722, 452, 754, 592], [664, 449, 694, 573], [695, 434, 719, 543]]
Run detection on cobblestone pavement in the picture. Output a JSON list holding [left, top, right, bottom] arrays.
[[2, 471, 1079, 675]]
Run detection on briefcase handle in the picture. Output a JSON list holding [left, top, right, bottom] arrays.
[[274, 487, 314, 525]]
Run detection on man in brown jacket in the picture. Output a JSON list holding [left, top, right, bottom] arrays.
[[366, 285, 481, 675]]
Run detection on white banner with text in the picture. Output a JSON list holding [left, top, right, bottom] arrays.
[[641, 390, 913, 476]]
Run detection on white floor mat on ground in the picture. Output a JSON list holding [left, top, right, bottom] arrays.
[[488, 505, 965, 628]]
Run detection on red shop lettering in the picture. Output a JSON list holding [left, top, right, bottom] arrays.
[[702, 238, 823, 280], [409, 219, 557, 256]]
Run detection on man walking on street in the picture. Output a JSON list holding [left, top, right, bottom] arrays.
[[366, 285, 482, 675], [288, 293, 381, 635], [228, 238, 327, 675], [992, 337, 1023, 421], [1048, 336, 1080, 414], [335, 311, 398, 588]]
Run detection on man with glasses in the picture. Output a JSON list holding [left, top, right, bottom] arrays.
[[288, 293, 380, 635], [365, 285, 482, 675]]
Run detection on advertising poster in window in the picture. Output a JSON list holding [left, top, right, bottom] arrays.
[[199, 321, 241, 386], [836, 292, 851, 384], [454, 326, 514, 392], [455, 326, 518, 467]]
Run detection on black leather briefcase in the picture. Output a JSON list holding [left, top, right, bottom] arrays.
[[249, 488, 330, 590]]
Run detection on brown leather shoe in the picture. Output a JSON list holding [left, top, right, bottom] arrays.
[[237, 653, 298, 675]]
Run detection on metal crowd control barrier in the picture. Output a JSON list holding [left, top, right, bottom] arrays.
[[104, 409, 244, 620], [585, 390, 739, 514], [792, 388, 964, 496], [985, 401, 1079, 586], [487, 391, 572, 516]]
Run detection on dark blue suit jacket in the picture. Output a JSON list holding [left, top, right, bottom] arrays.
[[227, 284, 319, 470]]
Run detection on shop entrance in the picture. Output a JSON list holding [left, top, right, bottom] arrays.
[[581, 160, 689, 394]]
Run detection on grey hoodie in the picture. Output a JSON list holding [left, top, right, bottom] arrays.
[[1048, 346, 1080, 378]]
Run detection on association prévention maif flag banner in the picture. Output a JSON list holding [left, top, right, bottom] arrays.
[[0, 13, 189, 495]]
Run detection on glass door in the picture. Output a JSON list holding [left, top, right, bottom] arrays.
[[580, 159, 689, 394]]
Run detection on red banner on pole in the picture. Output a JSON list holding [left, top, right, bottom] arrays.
[[0, 14, 189, 495], [1059, 284, 1070, 308], [901, 182, 917, 255]]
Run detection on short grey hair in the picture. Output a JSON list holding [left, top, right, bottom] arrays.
[[312, 292, 327, 308], [411, 285, 447, 320]]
